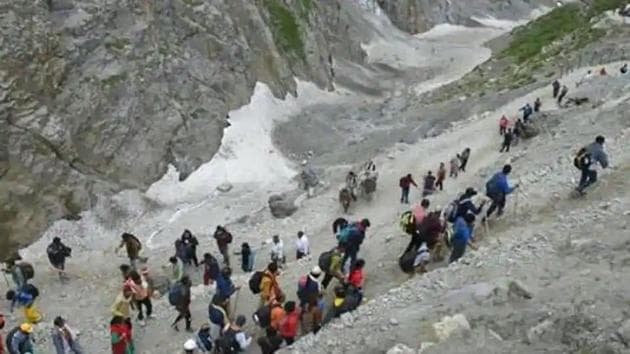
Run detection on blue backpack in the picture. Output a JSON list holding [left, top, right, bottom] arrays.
[[168, 283, 184, 306], [336, 224, 358, 244]]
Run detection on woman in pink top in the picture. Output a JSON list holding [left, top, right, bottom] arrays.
[[499, 115, 509, 135], [412, 198, 430, 226]]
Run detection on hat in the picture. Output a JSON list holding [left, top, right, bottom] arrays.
[[310, 266, 322, 276], [20, 323, 33, 334], [184, 339, 197, 350], [465, 187, 478, 196]]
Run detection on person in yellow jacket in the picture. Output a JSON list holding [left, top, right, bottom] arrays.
[[259, 262, 282, 306], [111, 287, 134, 319]]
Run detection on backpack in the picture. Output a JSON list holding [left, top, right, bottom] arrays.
[[318, 249, 335, 273], [215, 328, 239, 354], [248, 271, 266, 294], [573, 147, 591, 170], [398, 250, 416, 273], [399, 211, 416, 234], [22, 283, 39, 299], [168, 282, 184, 306], [399, 177, 406, 188], [336, 224, 355, 244], [17, 262, 34, 280], [252, 304, 272, 328], [444, 198, 460, 223]]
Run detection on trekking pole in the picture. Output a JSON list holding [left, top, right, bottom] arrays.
[[230, 288, 241, 321], [1, 270, 11, 288]]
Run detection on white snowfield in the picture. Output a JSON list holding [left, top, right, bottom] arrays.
[[9, 4, 630, 354]]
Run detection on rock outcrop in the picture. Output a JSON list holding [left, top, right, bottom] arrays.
[[0, 0, 366, 257], [376, 0, 555, 34]]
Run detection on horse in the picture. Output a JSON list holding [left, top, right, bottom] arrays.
[[339, 187, 353, 213], [359, 177, 377, 200]]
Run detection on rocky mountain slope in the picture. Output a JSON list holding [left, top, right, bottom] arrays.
[[0, 0, 368, 257], [377, 0, 557, 33]]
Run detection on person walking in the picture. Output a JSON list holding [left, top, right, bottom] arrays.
[[398, 173, 418, 204], [346, 259, 365, 304], [46, 237, 72, 281], [170, 276, 193, 332], [110, 316, 134, 354], [257, 327, 283, 354], [436, 163, 446, 191], [296, 266, 322, 312], [458, 148, 471, 172], [123, 270, 152, 326], [552, 79, 560, 98], [500, 129, 513, 153], [279, 301, 300, 345], [115, 233, 144, 269], [558, 85, 569, 105], [270, 235, 285, 266], [208, 294, 229, 341], [167, 256, 185, 285], [111, 286, 134, 321], [575, 135, 609, 195], [422, 171, 436, 197], [295, 231, 310, 260], [449, 214, 478, 263], [320, 244, 345, 290], [200, 253, 220, 285], [217, 315, 251, 352], [213, 226, 233, 267], [449, 157, 459, 178], [7, 323, 35, 354], [499, 115, 509, 135], [260, 262, 283, 306], [300, 297, 323, 335], [51, 316, 84, 354], [240, 243, 254, 273], [180, 230, 200, 268], [340, 219, 370, 272], [484, 164, 519, 221], [216, 268, 239, 317], [534, 97, 542, 112]]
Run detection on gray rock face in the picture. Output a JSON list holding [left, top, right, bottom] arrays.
[[376, 0, 555, 34], [0, 0, 366, 258], [268, 193, 298, 218]]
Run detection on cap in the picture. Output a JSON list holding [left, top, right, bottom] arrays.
[[465, 187, 477, 196], [184, 339, 197, 350], [20, 323, 33, 334], [310, 266, 322, 276]]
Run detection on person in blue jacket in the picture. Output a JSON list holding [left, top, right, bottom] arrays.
[[449, 213, 477, 263], [215, 267, 239, 318], [484, 164, 519, 220]]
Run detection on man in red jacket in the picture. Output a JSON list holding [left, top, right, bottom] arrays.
[[399, 174, 418, 204], [279, 301, 300, 345]]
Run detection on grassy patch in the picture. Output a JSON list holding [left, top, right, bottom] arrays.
[[263, 0, 306, 60], [501, 4, 584, 63], [298, 0, 312, 19]]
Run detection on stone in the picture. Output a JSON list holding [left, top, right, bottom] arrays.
[[616, 319, 630, 346], [508, 280, 533, 299], [386, 343, 416, 354], [268, 193, 298, 218], [216, 182, 233, 192], [389, 318, 399, 326], [527, 319, 554, 344], [433, 314, 471, 342]]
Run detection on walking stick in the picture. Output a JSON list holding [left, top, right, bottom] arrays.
[[2, 270, 11, 288], [230, 288, 241, 321]]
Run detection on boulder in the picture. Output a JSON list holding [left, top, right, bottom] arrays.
[[433, 314, 471, 342], [386, 343, 416, 354], [616, 319, 630, 346], [268, 193, 298, 218], [216, 182, 233, 193]]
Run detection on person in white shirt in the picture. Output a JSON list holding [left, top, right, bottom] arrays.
[[270, 235, 285, 265], [295, 231, 310, 260]]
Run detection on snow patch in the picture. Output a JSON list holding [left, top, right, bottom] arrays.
[[146, 81, 344, 206]]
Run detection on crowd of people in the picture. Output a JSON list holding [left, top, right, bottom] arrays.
[[0, 67, 615, 354]]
